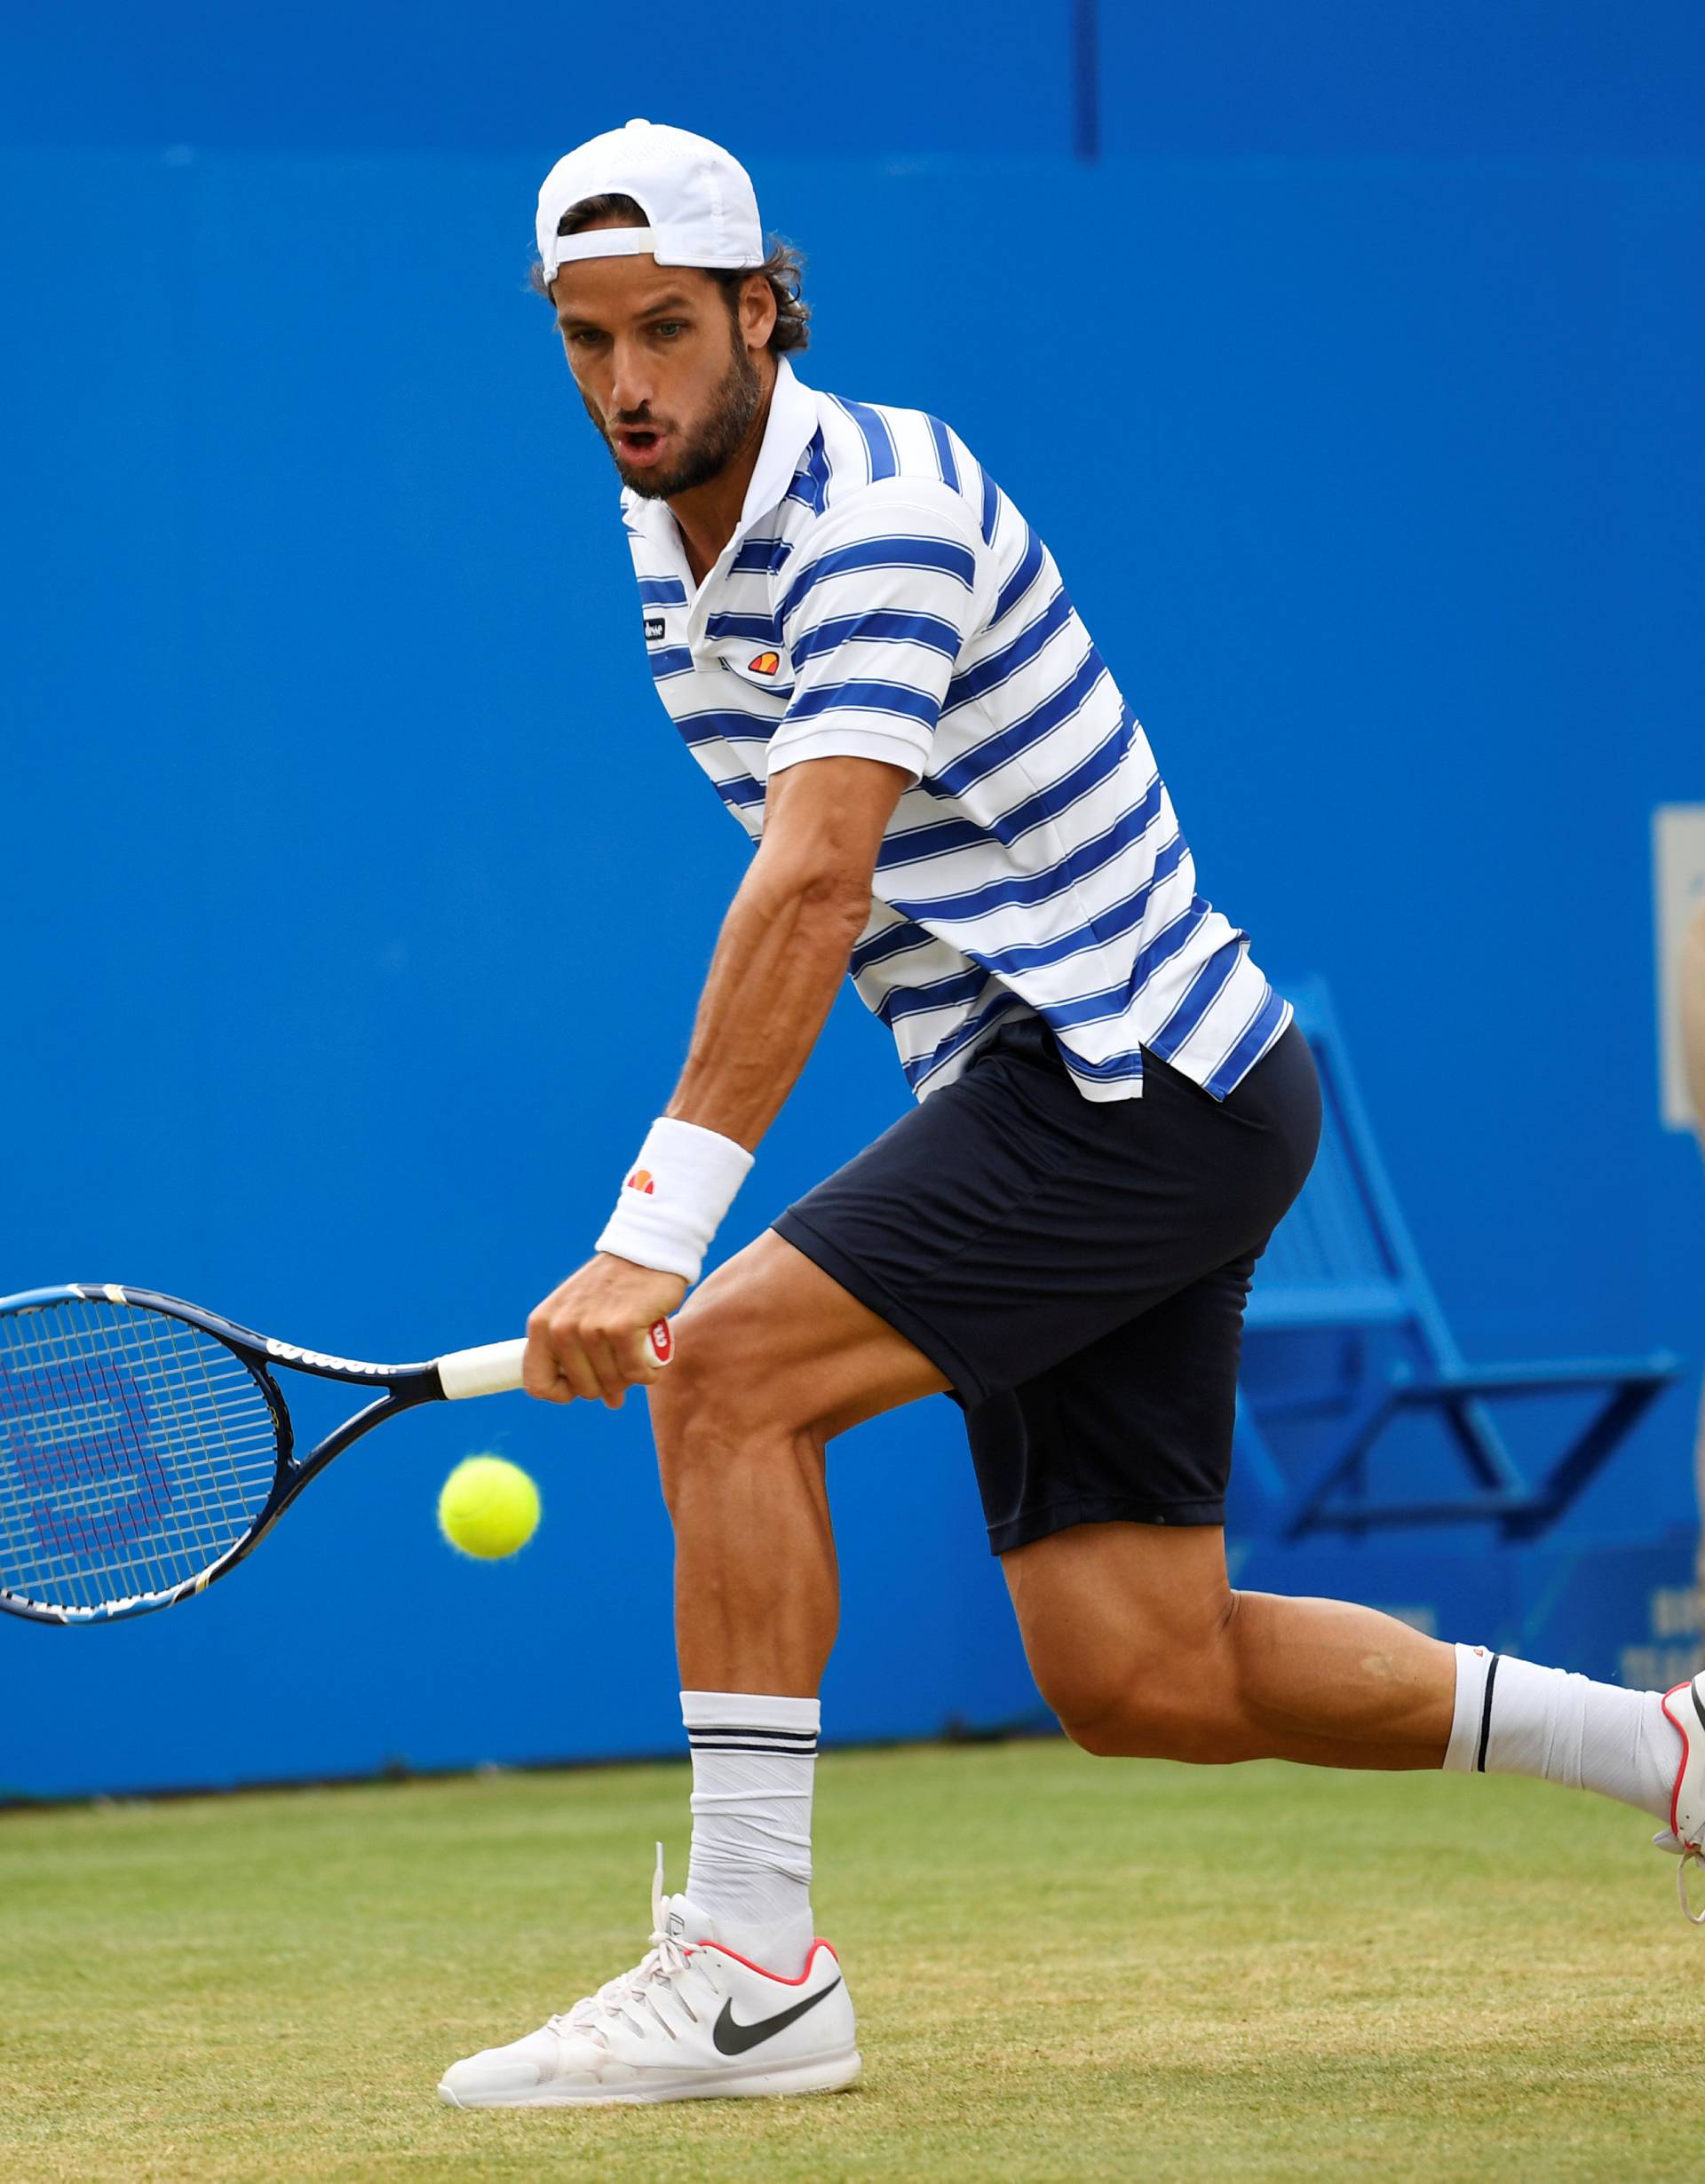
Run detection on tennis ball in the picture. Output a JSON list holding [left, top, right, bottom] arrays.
[[437, 1455, 540, 1561]]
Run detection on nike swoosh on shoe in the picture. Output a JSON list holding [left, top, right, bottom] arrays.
[[712, 1974, 844, 2056]]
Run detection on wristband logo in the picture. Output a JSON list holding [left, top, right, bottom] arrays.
[[625, 1167, 657, 1195]]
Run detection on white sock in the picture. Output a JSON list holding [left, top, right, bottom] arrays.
[[1443, 1642, 1681, 1823], [681, 1690, 817, 1968]]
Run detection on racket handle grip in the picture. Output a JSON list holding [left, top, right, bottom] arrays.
[[437, 1322, 672, 1401], [438, 1339, 527, 1399]]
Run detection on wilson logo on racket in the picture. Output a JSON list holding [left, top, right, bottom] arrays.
[[747, 650, 781, 677], [2, 1359, 174, 1559], [624, 1168, 657, 1195], [266, 1338, 401, 1377]]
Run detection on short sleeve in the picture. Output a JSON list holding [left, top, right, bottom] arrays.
[[766, 480, 987, 785]]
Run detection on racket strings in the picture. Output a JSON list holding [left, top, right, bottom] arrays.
[[0, 1296, 280, 1613]]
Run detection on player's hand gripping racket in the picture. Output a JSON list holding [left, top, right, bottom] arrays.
[[0, 1284, 671, 1626]]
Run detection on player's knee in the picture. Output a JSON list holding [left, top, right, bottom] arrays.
[[646, 1277, 799, 1486], [647, 1333, 748, 1467], [1032, 1602, 1241, 1761], [1050, 1675, 1213, 1761], [1028, 1648, 1150, 1758], [1047, 1678, 1170, 1758], [1055, 1697, 1138, 1758]]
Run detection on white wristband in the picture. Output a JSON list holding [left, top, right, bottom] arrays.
[[595, 1116, 755, 1284]]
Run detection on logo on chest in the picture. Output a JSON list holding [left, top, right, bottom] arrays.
[[718, 645, 790, 692]]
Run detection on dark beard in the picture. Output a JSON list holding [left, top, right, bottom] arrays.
[[587, 343, 765, 501]]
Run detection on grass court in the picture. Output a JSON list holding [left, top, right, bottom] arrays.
[[4, 1739, 1700, 2181]]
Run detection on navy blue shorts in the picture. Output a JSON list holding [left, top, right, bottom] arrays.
[[772, 1012, 1321, 1555]]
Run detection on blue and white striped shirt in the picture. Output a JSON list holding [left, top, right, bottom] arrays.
[[623, 359, 1290, 1104]]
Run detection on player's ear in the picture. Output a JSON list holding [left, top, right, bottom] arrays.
[[740, 270, 778, 356]]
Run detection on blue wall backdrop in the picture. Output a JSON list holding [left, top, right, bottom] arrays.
[[4, 4, 1702, 1797]]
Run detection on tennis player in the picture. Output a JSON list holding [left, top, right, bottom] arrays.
[[440, 121, 1705, 2109]]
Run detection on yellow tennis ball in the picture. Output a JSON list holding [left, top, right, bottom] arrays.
[[437, 1455, 540, 1561]]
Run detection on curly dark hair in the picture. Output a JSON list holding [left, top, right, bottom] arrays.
[[529, 192, 810, 354]]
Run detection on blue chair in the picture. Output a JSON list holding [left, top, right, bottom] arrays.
[[1233, 979, 1682, 1541]]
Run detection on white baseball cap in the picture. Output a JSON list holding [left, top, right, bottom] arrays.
[[535, 119, 765, 284]]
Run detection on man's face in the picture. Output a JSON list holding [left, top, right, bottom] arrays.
[[551, 253, 769, 500]]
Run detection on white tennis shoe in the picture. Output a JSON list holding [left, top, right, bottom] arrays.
[[437, 1848, 860, 2108], [1658, 1672, 1705, 1921]]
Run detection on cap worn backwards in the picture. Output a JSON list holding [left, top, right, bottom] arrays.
[[535, 118, 765, 283]]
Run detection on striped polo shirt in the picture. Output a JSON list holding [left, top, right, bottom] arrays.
[[623, 357, 1290, 1104]]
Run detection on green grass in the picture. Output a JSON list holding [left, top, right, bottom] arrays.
[[2, 1742, 1701, 2181]]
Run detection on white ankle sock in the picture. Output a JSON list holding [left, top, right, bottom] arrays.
[[1444, 1642, 1681, 1822], [681, 1690, 817, 1958]]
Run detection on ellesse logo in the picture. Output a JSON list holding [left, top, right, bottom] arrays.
[[644, 616, 665, 643], [625, 1167, 656, 1195], [748, 650, 781, 677]]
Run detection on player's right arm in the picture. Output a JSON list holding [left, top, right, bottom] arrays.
[[521, 756, 905, 1409], [664, 752, 913, 1147], [525, 480, 987, 1406]]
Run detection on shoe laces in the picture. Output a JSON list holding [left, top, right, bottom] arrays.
[[1677, 1842, 1705, 1926], [548, 1844, 714, 2047], [1653, 1827, 1705, 1924]]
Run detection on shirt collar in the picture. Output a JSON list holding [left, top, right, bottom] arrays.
[[621, 356, 819, 569], [736, 355, 818, 534]]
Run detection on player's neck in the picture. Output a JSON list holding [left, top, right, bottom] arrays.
[[667, 357, 778, 588]]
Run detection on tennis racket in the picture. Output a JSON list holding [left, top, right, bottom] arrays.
[[0, 1283, 671, 1626]]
